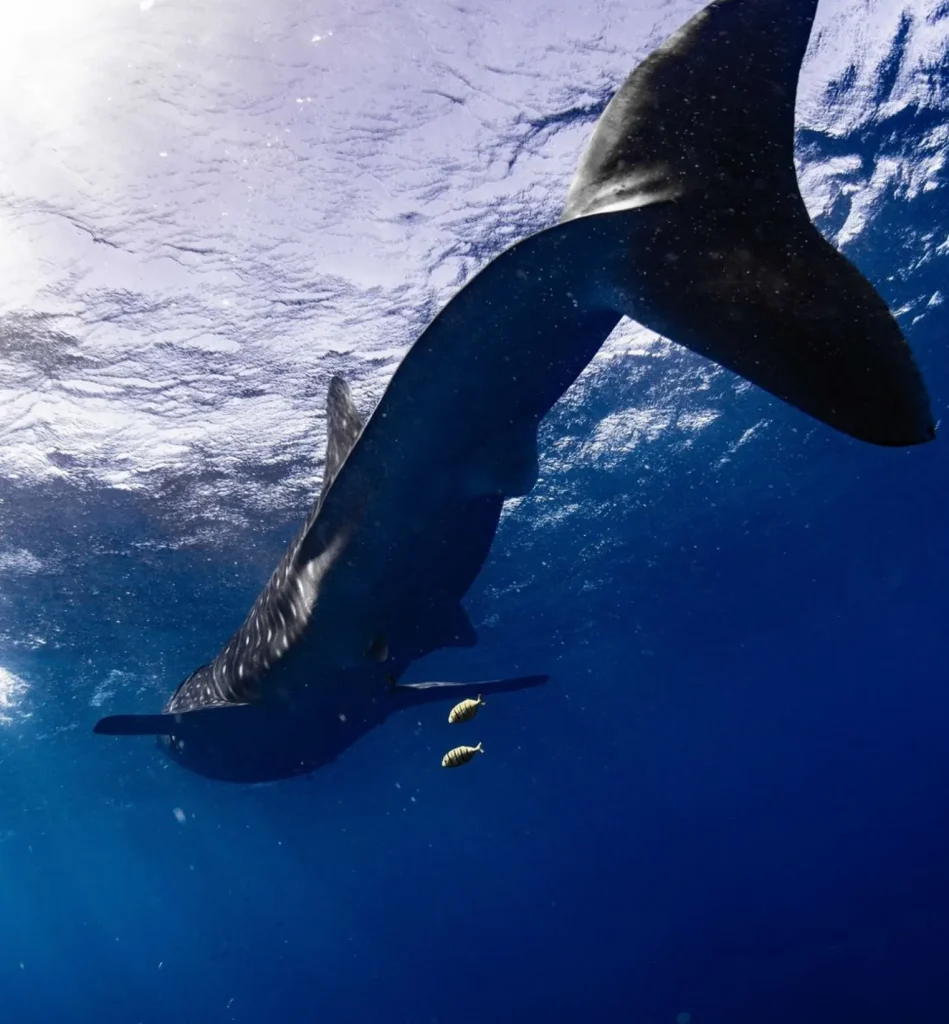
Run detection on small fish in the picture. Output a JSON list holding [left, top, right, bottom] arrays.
[[448, 694, 485, 724], [441, 742, 483, 768]]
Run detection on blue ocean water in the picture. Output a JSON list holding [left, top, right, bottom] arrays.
[[1, 0, 948, 1022]]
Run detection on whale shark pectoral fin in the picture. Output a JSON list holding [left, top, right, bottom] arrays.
[[93, 703, 248, 737], [394, 674, 549, 707], [319, 376, 365, 508], [562, 0, 933, 446], [94, 713, 177, 736]]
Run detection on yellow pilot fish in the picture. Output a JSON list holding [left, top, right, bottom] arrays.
[[448, 694, 485, 724], [441, 742, 483, 768]]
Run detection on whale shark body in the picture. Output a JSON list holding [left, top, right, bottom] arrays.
[[94, 0, 934, 783]]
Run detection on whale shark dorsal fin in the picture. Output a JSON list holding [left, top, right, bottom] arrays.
[[319, 376, 365, 507], [561, 0, 933, 446]]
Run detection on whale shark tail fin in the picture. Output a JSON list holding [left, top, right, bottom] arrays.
[[562, 0, 933, 447], [562, 0, 818, 223]]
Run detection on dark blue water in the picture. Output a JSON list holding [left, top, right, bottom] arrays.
[[4, 386, 948, 1023], [1, 3, 948, 1022]]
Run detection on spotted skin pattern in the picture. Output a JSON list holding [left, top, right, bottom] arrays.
[[164, 377, 364, 714]]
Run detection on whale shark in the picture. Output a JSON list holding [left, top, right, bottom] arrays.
[[94, 0, 934, 783], [95, 375, 552, 783]]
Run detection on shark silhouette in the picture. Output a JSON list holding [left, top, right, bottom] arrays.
[[94, 0, 934, 783]]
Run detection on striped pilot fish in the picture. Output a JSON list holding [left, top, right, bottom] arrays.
[[448, 695, 485, 724], [441, 743, 483, 768]]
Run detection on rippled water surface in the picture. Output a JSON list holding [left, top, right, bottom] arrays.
[[0, 1, 947, 1021]]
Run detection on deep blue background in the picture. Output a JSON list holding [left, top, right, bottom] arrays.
[[0, 3, 948, 1022], [2, 370, 948, 1023]]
